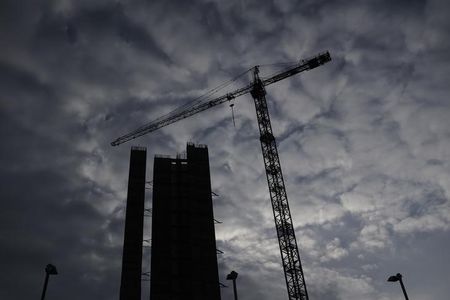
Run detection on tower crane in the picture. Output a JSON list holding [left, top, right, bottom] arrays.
[[112, 51, 331, 300]]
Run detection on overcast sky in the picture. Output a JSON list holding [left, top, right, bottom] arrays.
[[1, 0, 450, 299]]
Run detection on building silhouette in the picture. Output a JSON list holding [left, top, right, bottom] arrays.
[[150, 143, 221, 300], [120, 146, 147, 300]]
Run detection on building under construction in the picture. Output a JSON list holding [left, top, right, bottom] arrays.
[[120, 146, 147, 300], [150, 143, 221, 300]]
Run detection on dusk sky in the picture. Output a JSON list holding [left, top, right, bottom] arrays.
[[1, 0, 449, 299]]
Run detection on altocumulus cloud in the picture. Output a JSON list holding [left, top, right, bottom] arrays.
[[1, 0, 449, 300]]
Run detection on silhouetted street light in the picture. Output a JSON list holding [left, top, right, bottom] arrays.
[[41, 264, 58, 300], [387, 273, 409, 300], [226, 271, 239, 300]]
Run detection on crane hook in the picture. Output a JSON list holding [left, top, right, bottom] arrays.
[[229, 103, 236, 128]]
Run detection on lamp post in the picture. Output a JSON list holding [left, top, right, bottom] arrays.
[[226, 271, 239, 300], [41, 264, 58, 300], [387, 273, 409, 300]]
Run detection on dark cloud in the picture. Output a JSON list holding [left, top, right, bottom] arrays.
[[1, 0, 449, 299]]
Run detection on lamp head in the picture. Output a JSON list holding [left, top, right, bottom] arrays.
[[388, 275, 399, 282], [45, 264, 58, 275], [226, 271, 238, 280], [387, 273, 403, 282]]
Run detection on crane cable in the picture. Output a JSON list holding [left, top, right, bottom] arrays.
[[124, 62, 296, 134], [140, 67, 253, 128], [162, 62, 296, 123]]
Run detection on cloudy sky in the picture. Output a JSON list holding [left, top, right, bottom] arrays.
[[1, 0, 450, 299]]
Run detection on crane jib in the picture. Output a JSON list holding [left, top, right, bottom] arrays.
[[111, 51, 331, 147]]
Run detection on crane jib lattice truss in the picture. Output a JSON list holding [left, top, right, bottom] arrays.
[[112, 51, 332, 300]]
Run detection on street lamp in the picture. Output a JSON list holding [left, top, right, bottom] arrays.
[[226, 271, 239, 300], [41, 264, 58, 300], [387, 273, 409, 300]]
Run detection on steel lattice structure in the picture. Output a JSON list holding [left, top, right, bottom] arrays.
[[251, 68, 308, 299]]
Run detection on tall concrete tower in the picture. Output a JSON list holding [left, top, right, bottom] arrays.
[[120, 146, 147, 300], [150, 143, 221, 300]]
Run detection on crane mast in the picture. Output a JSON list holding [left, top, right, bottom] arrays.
[[111, 51, 331, 300], [251, 67, 308, 299]]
